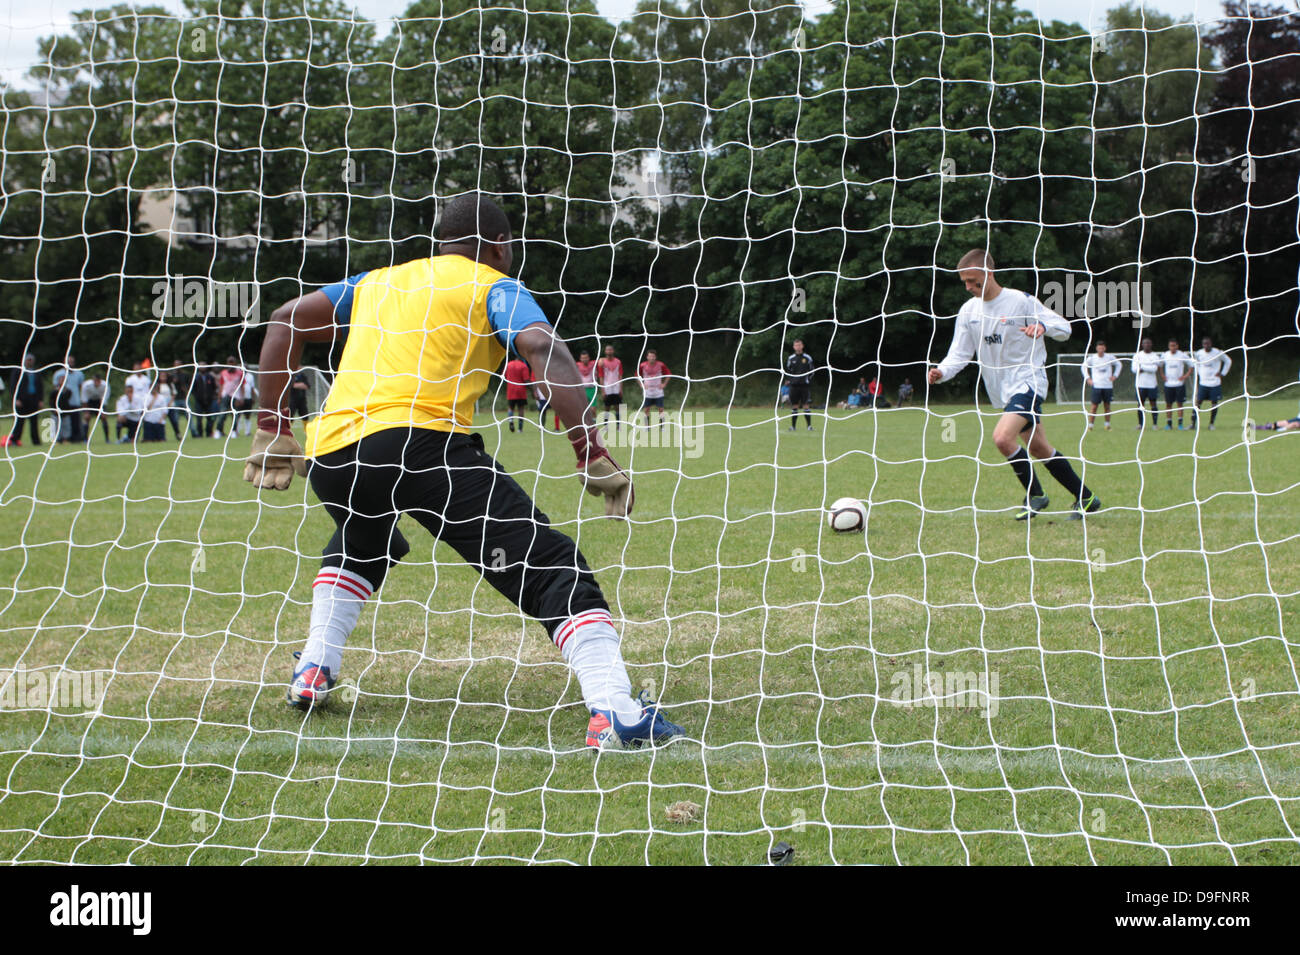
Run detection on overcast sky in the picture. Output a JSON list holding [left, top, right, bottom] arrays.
[[0, 0, 1231, 87]]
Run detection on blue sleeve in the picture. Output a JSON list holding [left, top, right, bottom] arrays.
[[487, 278, 551, 355], [319, 271, 370, 325]]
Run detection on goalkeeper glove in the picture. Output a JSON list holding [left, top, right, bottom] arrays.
[[569, 425, 633, 518], [243, 410, 308, 491]]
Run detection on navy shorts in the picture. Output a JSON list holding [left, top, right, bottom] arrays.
[[1164, 384, 1186, 404], [1138, 387, 1160, 406], [1004, 390, 1044, 432], [1090, 386, 1114, 406], [1196, 385, 1222, 404], [642, 396, 665, 409]]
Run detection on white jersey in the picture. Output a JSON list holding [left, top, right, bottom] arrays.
[[125, 371, 152, 397], [1082, 353, 1122, 388], [1131, 351, 1162, 390], [81, 379, 108, 406], [1161, 350, 1192, 387], [934, 288, 1072, 406], [143, 393, 169, 425], [116, 393, 143, 421], [236, 374, 256, 402], [1193, 348, 1232, 387]]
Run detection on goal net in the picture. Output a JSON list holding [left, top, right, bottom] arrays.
[[1055, 353, 1141, 405], [2, 0, 1298, 866]]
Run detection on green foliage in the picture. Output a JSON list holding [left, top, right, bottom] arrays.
[[1, 0, 1295, 394]]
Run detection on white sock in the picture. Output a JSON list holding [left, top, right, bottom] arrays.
[[555, 610, 641, 724], [302, 567, 373, 675]]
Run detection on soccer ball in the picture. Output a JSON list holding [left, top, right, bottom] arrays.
[[827, 497, 865, 532]]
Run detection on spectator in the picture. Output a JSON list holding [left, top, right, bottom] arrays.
[[168, 359, 192, 438], [6, 354, 45, 447], [157, 372, 180, 440], [897, 378, 914, 407], [867, 377, 892, 408], [124, 360, 152, 399], [232, 365, 256, 436], [839, 377, 870, 409], [140, 383, 169, 442], [217, 357, 244, 438], [189, 364, 219, 437], [53, 354, 86, 443], [81, 370, 110, 443], [115, 384, 142, 443]]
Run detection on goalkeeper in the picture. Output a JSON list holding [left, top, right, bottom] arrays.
[[243, 193, 683, 751]]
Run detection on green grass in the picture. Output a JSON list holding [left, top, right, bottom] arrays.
[[1, 399, 1299, 865]]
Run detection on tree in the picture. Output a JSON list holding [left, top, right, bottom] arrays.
[[1197, 2, 1300, 350]]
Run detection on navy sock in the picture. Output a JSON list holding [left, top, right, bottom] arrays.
[[1007, 448, 1044, 498], [1044, 451, 1091, 502]]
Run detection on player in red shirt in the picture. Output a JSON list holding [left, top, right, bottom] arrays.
[[504, 357, 533, 433], [576, 350, 596, 410], [594, 345, 623, 424], [638, 350, 671, 432]]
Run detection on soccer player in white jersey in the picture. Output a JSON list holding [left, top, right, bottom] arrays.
[[1191, 336, 1232, 431], [1161, 337, 1193, 430], [1131, 337, 1162, 430], [927, 249, 1101, 520], [1082, 340, 1122, 430]]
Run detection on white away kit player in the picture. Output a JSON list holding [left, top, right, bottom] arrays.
[[927, 249, 1102, 520], [1082, 341, 1122, 430]]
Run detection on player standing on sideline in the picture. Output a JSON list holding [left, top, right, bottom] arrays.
[[242, 193, 683, 750], [576, 350, 597, 412], [638, 349, 671, 433], [1161, 338, 1193, 430], [594, 345, 623, 426], [5, 354, 44, 447], [1192, 336, 1232, 431], [52, 355, 85, 444], [1082, 340, 1122, 430], [927, 249, 1101, 520], [1131, 337, 1162, 430], [784, 339, 815, 431], [503, 354, 533, 432]]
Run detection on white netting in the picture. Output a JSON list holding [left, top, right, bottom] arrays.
[[1, 0, 1298, 865]]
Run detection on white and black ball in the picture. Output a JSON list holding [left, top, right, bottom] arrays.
[[827, 497, 865, 532]]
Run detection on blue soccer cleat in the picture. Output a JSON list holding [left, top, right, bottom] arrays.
[[287, 651, 336, 710], [586, 690, 686, 751]]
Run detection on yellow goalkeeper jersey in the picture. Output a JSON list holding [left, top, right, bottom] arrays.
[[304, 254, 550, 459]]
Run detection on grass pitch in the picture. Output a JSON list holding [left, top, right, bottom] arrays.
[[1, 398, 1298, 864]]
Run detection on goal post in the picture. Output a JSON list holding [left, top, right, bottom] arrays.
[[1054, 352, 1141, 405]]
